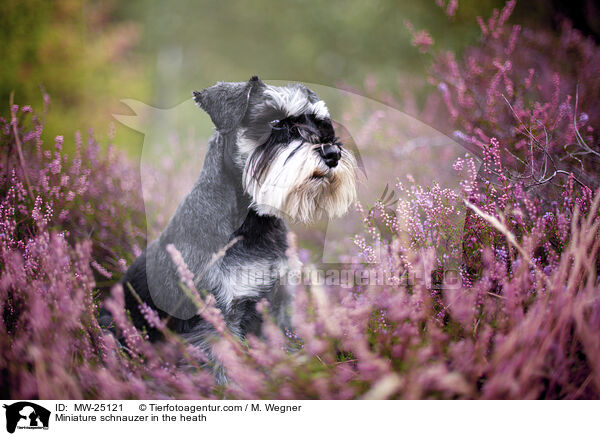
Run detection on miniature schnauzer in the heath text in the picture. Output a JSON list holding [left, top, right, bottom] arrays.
[[102, 76, 357, 375]]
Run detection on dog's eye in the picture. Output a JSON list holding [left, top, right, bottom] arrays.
[[269, 119, 285, 131]]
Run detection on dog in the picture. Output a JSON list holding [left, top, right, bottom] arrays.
[[104, 76, 357, 370]]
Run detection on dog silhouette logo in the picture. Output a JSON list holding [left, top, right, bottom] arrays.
[[2, 402, 50, 433]]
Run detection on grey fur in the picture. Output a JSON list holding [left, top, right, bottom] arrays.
[[193, 77, 260, 134], [107, 76, 356, 380]]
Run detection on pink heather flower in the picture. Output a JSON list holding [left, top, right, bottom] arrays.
[[165, 243, 195, 291], [412, 30, 434, 53], [55, 135, 64, 151], [436, 0, 458, 17], [118, 258, 128, 272], [138, 302, 164, 329], [405, 20, 434, 53], [477, 16, 489, 37], [91, 260, 113, 279], [446, 0, 458, 16], [453, 157, 464, 172]]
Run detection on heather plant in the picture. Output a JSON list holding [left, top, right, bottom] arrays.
[[418, 1, 599, 283], [149, 186, 598, 399], [428, 0, 600, 197], [1, 101, 220, 398], [1, 1, 600, 400], [1, 96, 146, 287]]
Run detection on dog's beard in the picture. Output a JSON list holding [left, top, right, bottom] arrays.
[[242, 139, 357, 223]]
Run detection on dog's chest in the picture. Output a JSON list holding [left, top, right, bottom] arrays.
[[210, 209, 289, 308], [218, 255, 286, 305]]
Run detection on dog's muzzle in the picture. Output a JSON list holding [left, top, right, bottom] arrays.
[[318, 143, 342, 168]]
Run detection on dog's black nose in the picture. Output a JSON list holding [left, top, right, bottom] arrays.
[[319, 143, 341, 167]]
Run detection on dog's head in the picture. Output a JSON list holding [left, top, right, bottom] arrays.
[[193, 76, 357, 223]]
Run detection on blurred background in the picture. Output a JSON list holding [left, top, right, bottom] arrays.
[[3, 0, 599, 156]]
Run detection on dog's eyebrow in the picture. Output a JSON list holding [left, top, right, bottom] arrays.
[[270, 113, 337, 146]]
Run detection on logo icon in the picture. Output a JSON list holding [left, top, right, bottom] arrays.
[[3, 402, 50, 433]]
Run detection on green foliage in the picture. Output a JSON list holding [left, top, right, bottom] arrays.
[[0, 0, 150, 152], [2, 0, 509, 156]]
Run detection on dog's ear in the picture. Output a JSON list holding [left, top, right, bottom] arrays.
[[193, 76, 263, 134]]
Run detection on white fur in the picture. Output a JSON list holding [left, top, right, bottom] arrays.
[[264, 86, 330, 119], [234, 89, 355, 223], [234, 128, 256, 167], [235, 91, 331, 166], [242, 139, 357, 223], [218, 260, 287, 309], [310, 100, 330, 119]]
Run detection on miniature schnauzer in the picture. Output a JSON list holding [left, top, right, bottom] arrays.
[[106, 76, 357, 364]]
